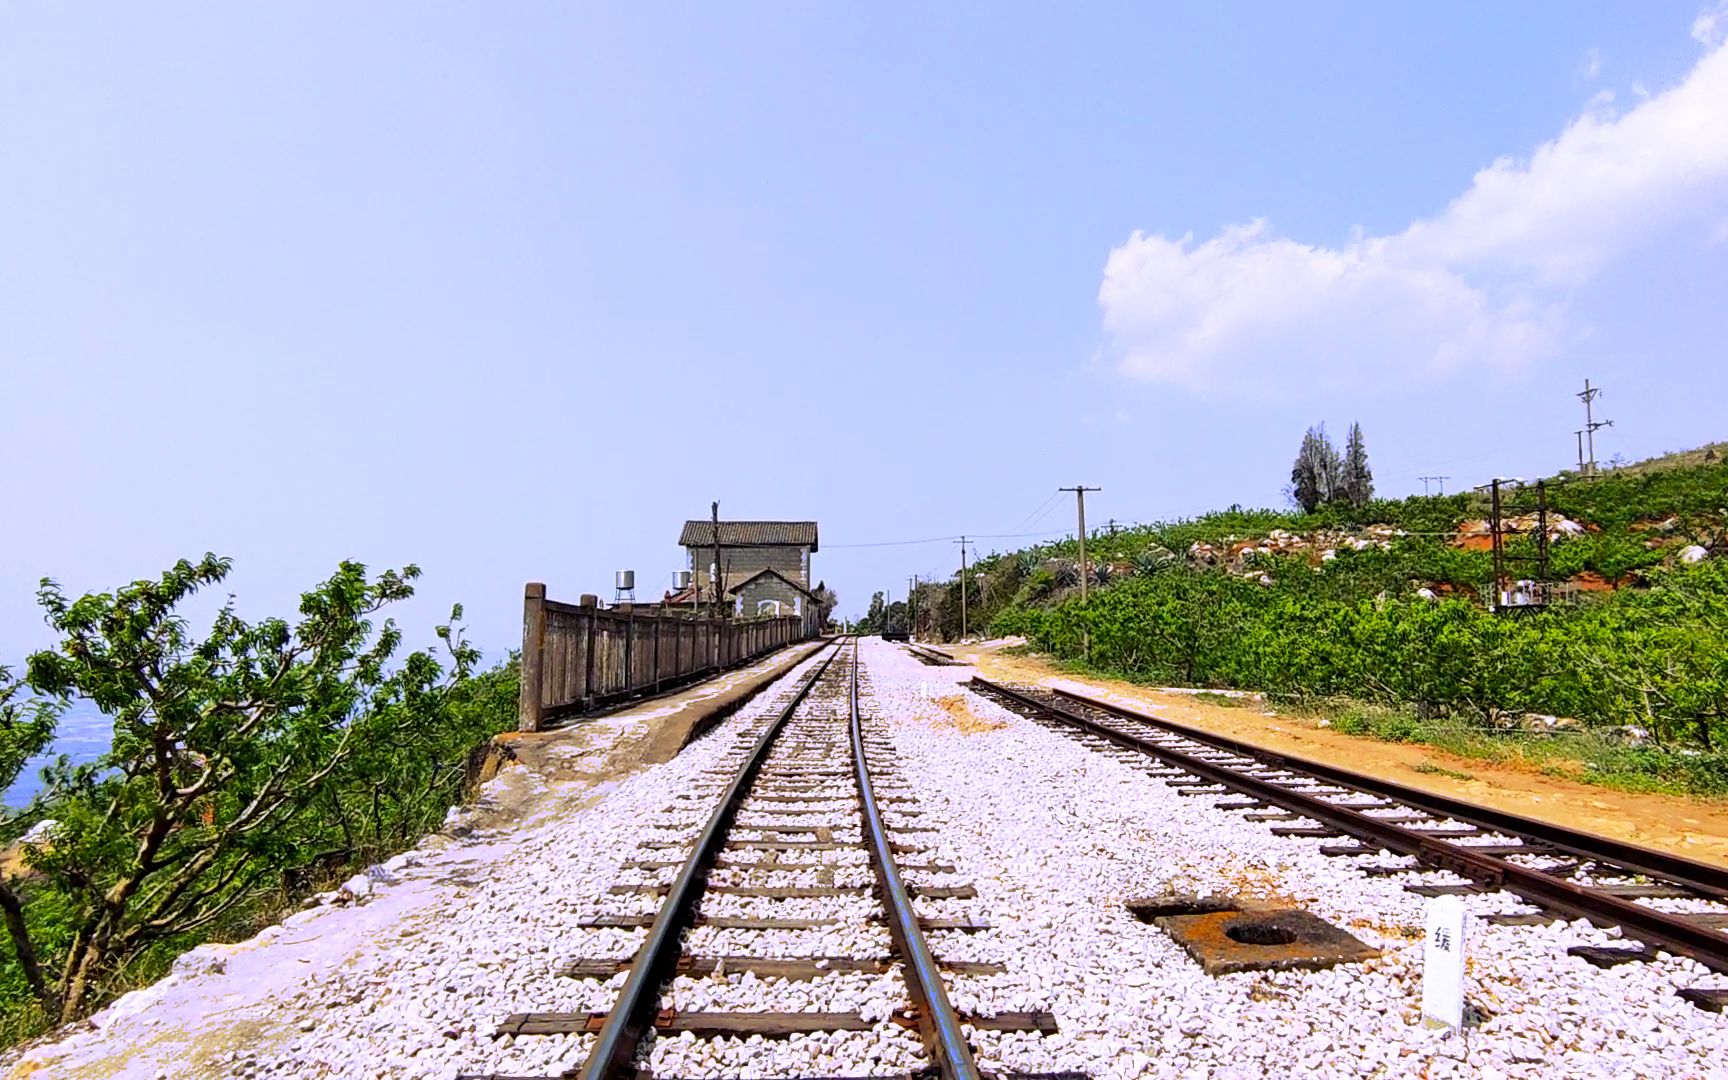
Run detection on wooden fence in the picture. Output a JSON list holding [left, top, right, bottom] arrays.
[[517, 582, 809, 732]]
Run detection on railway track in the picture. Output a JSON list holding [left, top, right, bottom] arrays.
[[903, 644, 964, 668], [971, 678, 1728, 1011], [465, 642, 1058, 1080]]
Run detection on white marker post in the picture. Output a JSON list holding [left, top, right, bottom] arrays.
[[1421, 895, 1467, 1031]]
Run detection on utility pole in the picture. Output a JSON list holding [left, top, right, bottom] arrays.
[[1419, 476, 1451, 496], [1487, 479, 1505, 610], [955, 536, 971, 640], [1576, 379, 1613, 477], [1059, 486, 1101, 603], [908, 575, 917, 640], [710, 501, 722, 619]]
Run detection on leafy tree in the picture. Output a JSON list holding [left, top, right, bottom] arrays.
[[13, 555, 477, 1021], [1342, 422, 1374, 509], [0, 668, 62, 1008], [857, 591, 886, 634], [895, 600, 912, 633], [1289, 424, 1342, 513], [810, 581, 839, 628]]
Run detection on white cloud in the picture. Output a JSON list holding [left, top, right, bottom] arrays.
[[1583, 46, 1603, 79], [1696, 1, 1728, 47], [1099, 30, 1728, 394]]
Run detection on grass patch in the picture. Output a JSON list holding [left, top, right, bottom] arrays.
[[1311, 700, 1728, 800], [1411, 761, 1475, 782], [1192, 691, 1244, 708]]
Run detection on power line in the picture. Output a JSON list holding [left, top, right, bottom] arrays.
[[970, 528, 1077, 540], [825, 534, 965, 549], [826, 528, 1073, 549], [1013, 489, 1063, 530]]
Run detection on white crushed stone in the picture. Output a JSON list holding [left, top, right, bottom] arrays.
[[861, 636, 1728, 1079]]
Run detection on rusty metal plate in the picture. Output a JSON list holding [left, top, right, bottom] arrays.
[[1156, 908, 1380, 975]]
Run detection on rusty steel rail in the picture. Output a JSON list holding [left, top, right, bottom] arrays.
[[577, 643, 841, 1080], [1048, 685, 1728, 902], [905, 643, 964, 667], [973, 678, 1728, 976], [851, 642, 981, 1080]]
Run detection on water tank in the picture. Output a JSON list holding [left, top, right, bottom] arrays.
[[675, 570, 692, 589], [615, 569, 635, 591]]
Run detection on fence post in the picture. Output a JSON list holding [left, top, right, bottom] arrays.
[[615, 597, 628, 691], [580, 594, 599, 709], [519, 582, 547, 733]]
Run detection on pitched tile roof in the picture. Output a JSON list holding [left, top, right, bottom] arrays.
[[679, 520, 819, 551], [725, 567, 816, 600]]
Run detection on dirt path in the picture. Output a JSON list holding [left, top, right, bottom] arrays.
[[943, 639, 1728, 871]]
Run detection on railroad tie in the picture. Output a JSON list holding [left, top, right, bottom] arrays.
[[559, 955, 1008, 980], [493, 1008, 1058, 1038], [1568, 944, 1661, 968]]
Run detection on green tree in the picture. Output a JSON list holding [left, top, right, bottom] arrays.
[[0, 668, 63, 1008], [1290, 424, 1341, 513], [857, 591, 886, 634], [1343, 422, 1374, 509], [810, 581, 839, 628], [884, 600, 908, 635], [14, 555, 476, 1021]]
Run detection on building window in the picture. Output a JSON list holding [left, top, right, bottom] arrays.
[[757, 599, 782, 616]]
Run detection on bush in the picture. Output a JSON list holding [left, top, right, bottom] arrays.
[[966, 456, 1728, 793], [1009, 550, 1728, 750]]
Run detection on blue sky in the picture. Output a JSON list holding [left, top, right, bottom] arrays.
[[3, 3, 1725, 661]]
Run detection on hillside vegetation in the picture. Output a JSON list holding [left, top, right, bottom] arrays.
[[911, 452, 1728, 792]]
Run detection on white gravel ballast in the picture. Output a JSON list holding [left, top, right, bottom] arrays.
[[859, 637, 1728, 1079]]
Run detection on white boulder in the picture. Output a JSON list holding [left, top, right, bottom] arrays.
[[339, 873, 374, 901]]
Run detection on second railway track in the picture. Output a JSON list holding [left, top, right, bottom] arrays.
[[972, 677, 1728, 1010]]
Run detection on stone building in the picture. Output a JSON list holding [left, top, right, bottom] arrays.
[[728, 568, 820, 631], [677, 519, 822, 634], [679, 519, 818, 594]]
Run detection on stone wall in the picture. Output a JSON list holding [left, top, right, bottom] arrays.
[[686, 543, 810, 592]]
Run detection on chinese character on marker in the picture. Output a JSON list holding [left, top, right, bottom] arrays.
[[1433, 927, 1453, 951]]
